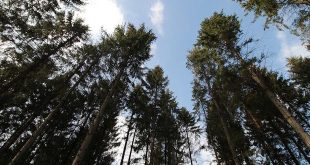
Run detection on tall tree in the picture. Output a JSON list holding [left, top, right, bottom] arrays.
[[177, 108, 200, 165], [72, 24, 156, 165]]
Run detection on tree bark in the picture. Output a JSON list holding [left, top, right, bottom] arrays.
[[213, 99, 241, 165], [185, 128, 193, 165], [290, 136, 310, 164], [204, 74, 240, 165], [164, 138, 167, 165], [291, 0, 310, 5], [120, 113, 134, 165], [71, 68, 125, 165], [127, 128, 136, 165], [145, 139, 149, 165]]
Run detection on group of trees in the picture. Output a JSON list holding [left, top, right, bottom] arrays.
[[188, 11, 310, 165], [0, 0, 198, 164], [0, 0, 309, 164], [186, 1, 310, 164], [119, 67, 200, 164]]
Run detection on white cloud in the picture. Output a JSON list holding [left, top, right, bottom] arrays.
[[150, 0, 164, 34], [79, 0, 124, 39], [276, 31, 310, 63]]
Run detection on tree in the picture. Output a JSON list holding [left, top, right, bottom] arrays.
[[123, 66, 189, 165], [177, 108, 200, 165]]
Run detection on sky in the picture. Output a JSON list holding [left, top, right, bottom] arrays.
[[79, 0, 310, 164]]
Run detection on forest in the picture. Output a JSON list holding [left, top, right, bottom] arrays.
[[0, 0, 309, 164]]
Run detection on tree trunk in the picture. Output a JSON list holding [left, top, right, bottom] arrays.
[[145, 139, 149, 165], [292, 0, 310, 5], [120, 113, 134, 165], [64, 110, 93, 164], [8, 59, 96, 165], [290, 136, 310, 164], [164, 138, 167, 165], [149, 86, 159, 165], [232, 48, 310, 149], [71, 68, 125, 165], [204, 75, 240, 165], [213, 99, 241, 165], [175, 140, 178, 164], [280, 138, 300, 165], [0, 113, 36, 155], [127, 128, 136, 165], [185, 128, 193, 165]]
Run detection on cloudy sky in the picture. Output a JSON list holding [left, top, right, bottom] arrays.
[[79, 0, 309, 164]]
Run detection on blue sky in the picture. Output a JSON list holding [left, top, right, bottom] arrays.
[[79, 0, 309, 163]]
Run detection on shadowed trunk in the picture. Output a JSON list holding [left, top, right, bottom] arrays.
[[127, 127, 136, 165], [71, 67, 125, 165], [120, 113, 134, 165], [213, 98, 241, 165], [185, 128, 193, 165]]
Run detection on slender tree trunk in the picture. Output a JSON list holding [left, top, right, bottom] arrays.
[[127, 128, 136, 165], [290, 137, 310, 164], [232, 48, 310, 149], [8, 59, 96, 165], [175, 140, 178, 164], [71, 68, 125, 165], [120, 113, 134, 165], [213, 99, 241, 165], [0, 34, 78, 96], [164, 138, 167, 165], [185, 128, 193, 165], [149, 133, 155, 165], [0, 113, 36, 155], [204, 75, 240, 165], [64, 110, 93, 164], [292, 0, 310, 5], [281, 138, 300, 165], [149, 87, 158, 165], [145, 139, 149, 165]]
